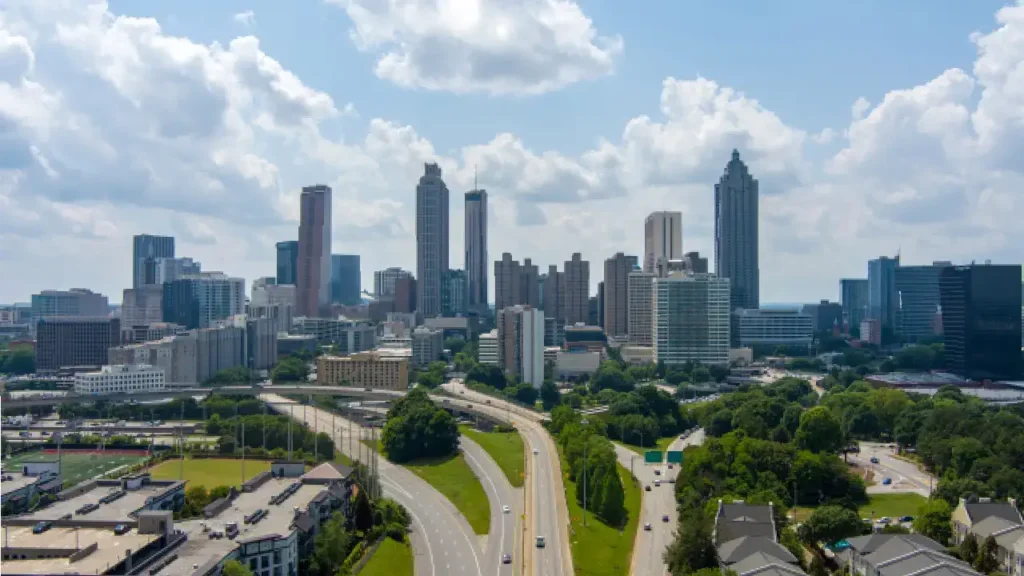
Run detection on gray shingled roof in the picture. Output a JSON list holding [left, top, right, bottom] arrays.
[[964, 501, 1023, 525], [730, 551, 798, 574], [847, 533, 944, 557], [735, 561, 807, 576], [718, 537, 797, 565], [970, 514, 1020, 538], [877, 550, 978, 576], [864, 536, 947, 567]]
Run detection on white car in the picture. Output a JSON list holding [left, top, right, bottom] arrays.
[[533, 448, 539, 455], [502, 505, 510, 514]]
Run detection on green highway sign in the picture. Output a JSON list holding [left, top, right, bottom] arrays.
[[644, 450, 663, 464], [666, 451, 683, 464]]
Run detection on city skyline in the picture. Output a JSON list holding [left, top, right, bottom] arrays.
[[2, 1, 1023, 304]]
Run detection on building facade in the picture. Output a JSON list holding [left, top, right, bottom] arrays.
[[653, 273, 730, 365], [733, 308, 814, 349], [297, 184, 333, 317], [603, 253, 638, 338], [496, 305, 544, 387], [441, 269, 468, 316], [291, 317, 376, 354], [74, 364, 166, 395], [714, 150, 760, 310], [330, 254, 361, 306], [416, 163, 450, 318], [564, 253, 590, 325], [132, 234, 175, 289], [940, 264, 1023, 380], [109, 333, 198, 387], [393, 275, 417, 314], [841, 278, 869, 333], [896, 262, 949, 342], [162, 273, 245, 329], [411, 326, 444, 369], [373, 267, 411, 298], [121, 286, 164, 333], [494, 253, 540, 311], [868, 255, 900, 332], [479, 329, 499, 366], [860, 318, 882, 346], [801, 300, 844, 333], [36, 317, 120, 372], [31, 289, 108, 320], [542, 265, 566, 345], [644, 211, 683, 274], [627, 270, 656, 346], [464, 189, 488, 312], [317, 352, 409, 390], [276, 240, 299, 286], [153, 257, 201, 285]]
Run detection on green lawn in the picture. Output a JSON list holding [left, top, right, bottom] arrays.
[[460, 426, 525, 487], [4, 450, 147, 488], [615, 435, 677, 456], [404, 453, 491, 534], [150, 458, 271, 488], [858, 493, 927, 519], [360, 537, 413, 576], [559, 449, 642, 576]]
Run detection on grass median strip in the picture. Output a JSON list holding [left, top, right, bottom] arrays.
[[404, 453, 491, 535], [460, 425, 525, 488], [360, 537, 413, 576], [559, 448, 642, 576]]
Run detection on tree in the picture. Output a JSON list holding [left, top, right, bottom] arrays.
[[271, 356, 309, 383], [309, 512, 355, 576], [540, 380, 560, 410], [960, 533, 979, 566], [664, 509, 718, 575], [973, 536, 999, 574], [808, 554, 829, 576], [691, 366, 711, 384], [354, 490, 374, 532], [796, 406, 844, 454], [382, 389, 459, 462], [0, 348, 35, 375], [798, 505, 865, 545], [510, 384, 538, 406], [222, 560, 254, 576], [913, 499, 952, 545], [444, 337, 467, 355]]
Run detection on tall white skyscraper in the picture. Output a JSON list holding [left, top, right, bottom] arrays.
[[416, 163, 450, 318], [644, 211, 683, 274], [497, 305, 544, 388], [465, 188, 488, 311], [653, 272, 731, 365]]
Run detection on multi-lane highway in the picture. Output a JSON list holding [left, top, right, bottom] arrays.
[[615, 429, 705, 576], [460, 436, 522, 575]]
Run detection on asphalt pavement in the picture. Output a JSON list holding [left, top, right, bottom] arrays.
[[460, 435, 522, 575], [849, 442, 935, 497]]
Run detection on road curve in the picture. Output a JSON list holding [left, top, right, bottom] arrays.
[[461, 436, 521, 575]]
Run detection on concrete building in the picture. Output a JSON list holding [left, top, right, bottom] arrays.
[[277, 333, 317, 358], [373, 267, 411, 298], [0, 465, 61, 515], [153, 257, 201, 285], [497, 305, 544, 387], [74, 364, 166, 395], [442, 269, 468, 316], [603, 253, 638, 338], [195, 324, 246, 384], [554, 350, 602, 380], [653, 273, 730, 365], [36, 317, 120, 372], [896, 262, 950, 342], [247, 301, 293, 336], [628, 270, 656, 346], [714, 150, 760, 310], [868, 255, 901, 333], [565, 253, 590, 325], [841, 278, 869, 334], [941, 264, 1023, 380], [121, 285, 164, 334], [644, 211, 682, 274], [682, 251, 709, 274], [801, 299, 844, 333], [411, 326, 444, 369], [276, 240, 299, 286], [542, 265, 566, 345], [416, 163, 450, 318], [297, 184, 333, 317], [291, 317, 376, 354], [393, 275, 417, 314], [563, 324, 607, 354], [251, 282, 296, 309], [330, 254, 361, 306], [132, 234, 174, 289], [860, 318, 882, 346], [465, 188, 488, 313], [423, 316, 473, 340], [108, 333, 198, 387], [246, 316, 278, 370], [317, 352, 409, 390], [479, 330, 498, 365], [494, 253, 539, 311], [162, 272, 245, 329], [733, 308, 814, 349], [121, 322, 187, 345], [31, 289, 109, 320]]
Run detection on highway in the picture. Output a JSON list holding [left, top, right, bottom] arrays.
[[616, 429, 705, 576], [443, 380, 574, 576], [849, 442, 935, 497], [461, 435, 522, 575]]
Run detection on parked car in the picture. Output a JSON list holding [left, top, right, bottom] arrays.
[[899, 516, 914, 523], [870, 457, 880, 464], [882, 477, 892, 485]]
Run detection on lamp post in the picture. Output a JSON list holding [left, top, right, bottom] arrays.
[[582, 418, 589, 527]]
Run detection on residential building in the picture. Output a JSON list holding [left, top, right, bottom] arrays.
[[194, 324, 246, 384], [465, 188, 488, 312], [496, 305, 544, 387], [276, 240, 299, 286], [733, 308, 814, 349], [393, 275, 417, 314], [846, 533, 981, 576], [604, 253, 638, 338], [587, 296, 600, 328], [479, 329, 498, 365], [411, 326, 444, 369], [542, 265, 566, 344], [861, 318, 882, 346], [121, 286, 164, 333], [952, 497, 1023, 576], [36, 317, 120, 372], [162, 272, 245, 329], [442, 269, 468, 316], [132, 234, 174, 289], [841, 278, 870, 334], [246, 316, 278, 370], [644, 211, 683, 274], [597, 281, 605, 329], [628, 270, 656, 346], [153, 257, 201, 285], [247, 301, 293, 335], [330, 254, 361, 305], [713, 500, 804, 576], [108, 333, 198, 386], [317, 352, 409, 390], [940, 264, 1023, 380], [544, 317, 565, 349], [31, 289, 108, 320], [74, 364, 166, 395], [800, 300, 844, 333], [714, 150, 760, 310], [653, 273, 731, 365], [374, 267, 411, 298], [494, 253, 539, 311], [564, 253, 590, 325], [868, 255, 901, 333], [896, 262, 950, 342], [291, 317, 376, 354], [416, 163, 450, 318], [297, 184, 333, 317]]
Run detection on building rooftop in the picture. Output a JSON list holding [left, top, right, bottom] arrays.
[[0, 525, 160, 575], [1, 471, 42, 497], [24, 480, 182, 523]]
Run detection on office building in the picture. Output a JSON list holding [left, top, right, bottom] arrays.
[[374, 267, 411, 298], [940, 264, 1023, 380], [603, 253, 638, 338], [317, 352, 410, 390], [297, 184, 332, 317], [291, 317, 376, 354], [251, 281, 296, 309], [714, 149, 760, 310], [276, 240, 299, 286], [121, 322, 187, 345], [542, 265, 566, 345], [479, 329, 499, 365], [74, 364, 166, 396], [330, 254, 361, 305], [109, 333, 198, 386], [465, 188, 488, 312], [860, 318, 882, 346], [653, 273, 730, 365], [121, 286, 164, 334], [682, 251, 708, 274], [31, 289, 108, 320], [896, 262, 950, 342], [411, 326, 444, 369], [194, 324, 246, 384], [868, 255, 900, 332], [733, 308, 814, 349], [587, 296, 600, 327], [840, 278, 869, 333], [497, 305, 544, 387], [36, 317, 120, 372], [644, 211, 683, 274], [393, 275, 417, 314], [801, 300, 844, 333], [132, 234, 174, 289], [246, 316, 278, 370], [628, 270, 656, 346], [416, 163, 450, 318], [153, 257, 201, 285], [442, 269, 468, 316], [565, 253, 590, 325], [162, 272, 245, 329], [563, 324, 607, 354]]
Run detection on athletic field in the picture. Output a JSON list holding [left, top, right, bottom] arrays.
[[149, 458, 272, 489], [2, 449, 148, 488]]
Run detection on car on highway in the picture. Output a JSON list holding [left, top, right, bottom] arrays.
[[533, 448, 538, 455], [643, 522, 652, 531], [645, 485, 651, 491], [654, 480, 661, 487], [870, 457, 880, 464], [882, 477, 892, 485], [502, 554, 512, 564], [667, 464, 673, 469], [502, 505, 510, 514], [654, 469, 661, 476], [662, 515, 670, 522], [535, 536, 546, 548]]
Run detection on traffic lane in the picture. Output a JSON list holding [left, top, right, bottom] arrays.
[[614, 444, 675, 576], [460, 436, 520, 575], [861, 443, 935, 486], [850, 444, 933, 495]]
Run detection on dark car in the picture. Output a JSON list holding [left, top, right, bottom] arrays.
[[654, 469, 661, 476], [32, 521, 52, 534], [643, 523, 652, 531], [899, 516, 914, 523], [645, 485, 651, 492], [113, 524, 131, 535], [870, 457, 880, 464], [662, 515, 670, 522], [502, 554, 512, 564]]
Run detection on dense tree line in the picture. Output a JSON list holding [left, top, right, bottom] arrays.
[[605, 385, 697, 447], [0, 347, 35, 375], [58, 396, 266, 421], [271, 355, 309, 382], [304, 495, 411, 576], [550, 405, 628, 526], [210, 413, 334, 459], [381, 387, 459, 463]]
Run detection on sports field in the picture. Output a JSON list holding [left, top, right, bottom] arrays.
[[149, 458, 272, 488], [3, 449, 148, 488]]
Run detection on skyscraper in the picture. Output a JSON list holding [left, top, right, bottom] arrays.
[[497, 305, 545, 388], [714, 150, 760, 310], [276, 241, 299, 285], [132, 234, 174, 289], [644, 211, 682, 274], [627, 270, 656, 346], [603, 253, 638, 338], [330, 254, 361, 305], [542, 265, 566, 346], [162, 272, 245, 329], [374, 267, 411, 298], [520, 258, 539, 308], [297, 185, 332, 317], [564, 253, 590, 325], [416, 163, 449, 318], [840, 278, 869, 333], [653, 273, 731, 366], [493, 254, 539, 311], [442, 269, 468, 316], [940, 264, 1022, 380], [465, 189, 488, 312], [895, 262, 950, 342], [868, 255, 900, 333]]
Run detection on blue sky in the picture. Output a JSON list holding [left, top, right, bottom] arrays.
[[1, 0, 1022, 304]]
